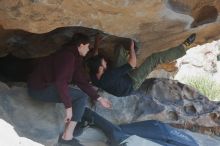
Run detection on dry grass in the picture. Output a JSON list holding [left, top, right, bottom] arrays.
[[184, 76, 220, 101]]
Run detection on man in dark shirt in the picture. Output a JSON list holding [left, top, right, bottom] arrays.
[[28, 33, 112, 146], [90, 57, 134, 97], [87, 33, 196, 97]]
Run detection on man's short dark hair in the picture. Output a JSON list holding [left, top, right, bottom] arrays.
[[87, 55, 103, 74], [71, 33, 90, 47]]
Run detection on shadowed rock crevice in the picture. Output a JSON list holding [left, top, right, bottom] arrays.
[[0, 54, 34, 82], [165, 0, 219, 28], [0, 26, 136, 59], [167, 111, 179, 121], [210, 113, 220, 125], [171, 122, 220, 137], [165, 0, 192, 14], [184, 105, 197, 115], [0, 26, 139, 82], [191, 5, 218, 28]]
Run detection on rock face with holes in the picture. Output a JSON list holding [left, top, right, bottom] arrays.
[[95, 78, 220, 136], [0, 0, 220, 71], [1, 80, 220, 146]]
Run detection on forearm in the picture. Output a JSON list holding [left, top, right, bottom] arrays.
[[128, 47, 137, 68]]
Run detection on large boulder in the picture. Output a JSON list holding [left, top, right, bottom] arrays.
[[95, 78, 220, 129], [1, 79, 220, 146]]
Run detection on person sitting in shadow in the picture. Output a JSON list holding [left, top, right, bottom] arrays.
[[87, 34, 196, 97]]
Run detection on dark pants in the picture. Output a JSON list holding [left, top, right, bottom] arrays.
[[82, 108, 199, 146], [28, 85, 87, 122], [82, 108, 129, 146]]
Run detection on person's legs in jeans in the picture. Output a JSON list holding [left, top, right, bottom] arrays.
[[129, 45, 186, 90], [82, 108, 130, 145], [62, 87, 87, 141], [68, 87, 88, 122], [28, 85, 87, 144], [28, 85, 87, 122]]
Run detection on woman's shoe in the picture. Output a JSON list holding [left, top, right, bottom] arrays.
[[58, 134, 84, 146]]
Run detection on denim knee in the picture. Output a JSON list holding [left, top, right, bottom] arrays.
[[78, 95, 87, 105], [71, 95, 88, 122], [79, 92, 88, 102]]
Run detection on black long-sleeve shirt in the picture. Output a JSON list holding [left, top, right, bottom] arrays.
[[90, 63, 134, 96]]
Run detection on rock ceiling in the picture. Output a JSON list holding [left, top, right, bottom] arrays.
[[0, 0, 220, 67]]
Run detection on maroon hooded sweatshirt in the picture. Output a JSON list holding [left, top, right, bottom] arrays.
[[28, 45, 99, 108]]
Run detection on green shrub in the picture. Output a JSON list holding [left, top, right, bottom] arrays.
[[183, 76, 220, 101]]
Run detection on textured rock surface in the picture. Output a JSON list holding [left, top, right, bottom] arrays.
[[1, 0, 220, 35], [0, 82, 64, 146], [95, 78, 220, 130], [0, 26, 133, 59], [1, 80, 220, 146], [0, 0, 220, 69]]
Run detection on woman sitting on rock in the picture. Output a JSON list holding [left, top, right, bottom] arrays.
[[27, 33, 112, 146]]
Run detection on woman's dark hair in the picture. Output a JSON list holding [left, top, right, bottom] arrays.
[[63, 33, 90, 49], [86, 55, 103, 74], [71, 33, 90, 47]]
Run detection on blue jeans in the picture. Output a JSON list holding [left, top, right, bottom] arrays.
[[82, 108, 130, 146], [28, 84, 88, 122], [82, 109, 199, 146]]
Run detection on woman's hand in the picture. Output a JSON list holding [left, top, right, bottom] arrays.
[[97, 97, 112, 109], [64, 107, 72, 123]]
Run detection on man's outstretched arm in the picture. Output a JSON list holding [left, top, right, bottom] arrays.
[[128, 40, 137, 68]]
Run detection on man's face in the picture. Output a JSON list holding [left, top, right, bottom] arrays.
[[78, 43, 90, 56]]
